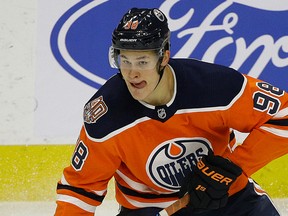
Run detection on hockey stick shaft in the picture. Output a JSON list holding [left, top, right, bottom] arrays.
[[156, 194, 189, 216]]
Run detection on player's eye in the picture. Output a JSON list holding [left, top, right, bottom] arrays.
[[138, 61, 148, 66], [121, 60, 132, 65], [140, 61, 148, 65]]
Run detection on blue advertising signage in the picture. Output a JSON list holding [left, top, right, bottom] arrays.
[[51, 0, 288, 91]]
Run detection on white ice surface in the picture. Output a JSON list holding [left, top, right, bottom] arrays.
[[0, 199, 287, 216], [0, 200, 118, 216]]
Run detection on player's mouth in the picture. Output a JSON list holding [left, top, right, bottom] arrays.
[[130, 81, 147, 89]]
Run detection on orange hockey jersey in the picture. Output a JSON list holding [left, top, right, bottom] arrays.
[[55, 58, 288, 215]]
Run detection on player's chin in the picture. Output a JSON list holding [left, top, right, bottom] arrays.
[[128, 87, 147, 101], [130, 92, 146, 101]]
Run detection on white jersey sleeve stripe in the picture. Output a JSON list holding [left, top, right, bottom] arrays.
[[273, 107, 288, 118], [260, 126, 288, 138], [60, 175, 70, 185], [116, 170, 174, 194], [61, 174, 106, 196], [56, 194, 96, 213], [123, 194, 176, 209]]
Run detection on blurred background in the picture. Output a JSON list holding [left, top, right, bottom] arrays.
[[0, 0, 287, 215]]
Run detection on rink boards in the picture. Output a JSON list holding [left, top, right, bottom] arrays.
[[1, 144, 288, 201]]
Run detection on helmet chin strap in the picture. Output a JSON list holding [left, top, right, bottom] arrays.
[[153, 63, 166, 91]]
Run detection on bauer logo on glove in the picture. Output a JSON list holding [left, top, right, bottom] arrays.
[[196, 157, 235, 186], [179, 151, 242, 210]]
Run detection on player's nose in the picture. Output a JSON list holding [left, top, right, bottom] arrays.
[[128, 69, 140, 79]]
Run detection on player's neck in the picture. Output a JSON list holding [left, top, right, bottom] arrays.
[[143, 65, 174, 106]]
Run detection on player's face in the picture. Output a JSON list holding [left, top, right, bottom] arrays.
[[119, 50, 166, 103]]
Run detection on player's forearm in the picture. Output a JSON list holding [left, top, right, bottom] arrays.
[[226, 127, 288, 177], [55, 182, 103, 216]]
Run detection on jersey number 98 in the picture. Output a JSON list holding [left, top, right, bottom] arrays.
[[253, 82, 283, 115]]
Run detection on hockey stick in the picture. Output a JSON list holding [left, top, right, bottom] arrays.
[[156, 194, 189, 216]]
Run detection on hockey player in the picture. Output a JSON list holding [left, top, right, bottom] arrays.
[[54, 8, 288, 216]]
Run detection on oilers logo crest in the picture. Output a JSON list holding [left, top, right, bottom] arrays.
[[146, 138, 212, 191]]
